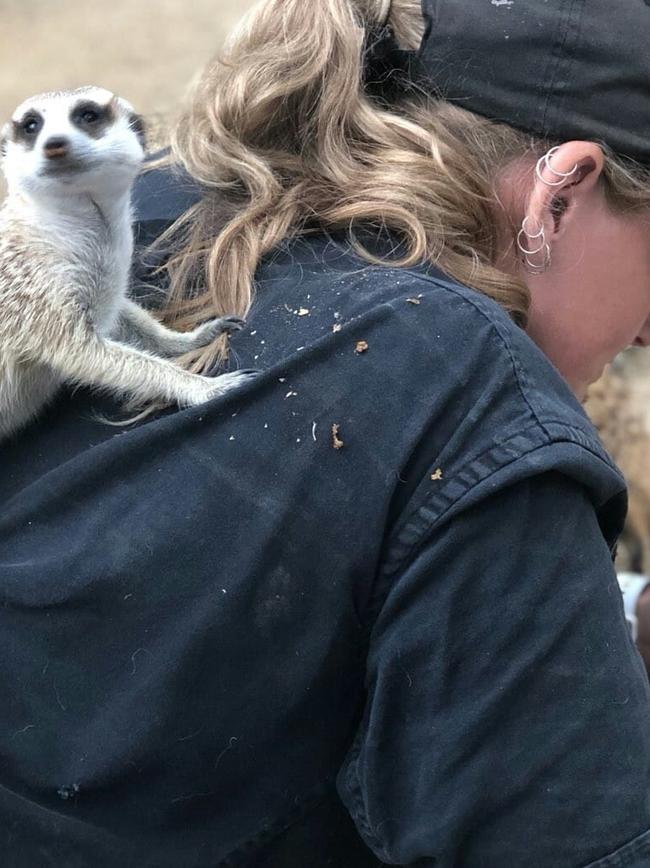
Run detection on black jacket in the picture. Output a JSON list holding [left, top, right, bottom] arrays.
[[0, 169, 649, 868]]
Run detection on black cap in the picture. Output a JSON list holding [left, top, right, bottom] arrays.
[[417, 0, 650, 164]]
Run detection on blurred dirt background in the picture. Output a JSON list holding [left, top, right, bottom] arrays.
[[2, 0, 650, 572]]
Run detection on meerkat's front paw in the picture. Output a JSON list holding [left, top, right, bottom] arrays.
[[207, 369, 259, 398], [188, 369, 258, 406], [193, 316, 247, 346], [213, 315, 247, 335]]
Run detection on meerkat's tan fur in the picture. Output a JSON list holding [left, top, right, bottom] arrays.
[[0, 86, 252, 440]]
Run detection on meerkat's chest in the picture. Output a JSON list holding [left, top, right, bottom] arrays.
[[59, 224, 134, 334]]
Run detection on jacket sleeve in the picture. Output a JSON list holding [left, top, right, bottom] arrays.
[[337, 471, 650, 868]]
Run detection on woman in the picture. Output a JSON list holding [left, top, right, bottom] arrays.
[[1, 0, 649, 865]]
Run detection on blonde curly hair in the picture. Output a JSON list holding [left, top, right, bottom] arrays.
[[157, 0, 650, 372]]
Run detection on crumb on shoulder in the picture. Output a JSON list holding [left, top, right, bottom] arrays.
[[332, 424, 344, 450]]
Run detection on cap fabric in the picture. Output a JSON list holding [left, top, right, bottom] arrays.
[[416, 0, 650, 164]]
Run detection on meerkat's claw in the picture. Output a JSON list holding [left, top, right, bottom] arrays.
[[208, 315, 247, 336], [180, 316, 248, 353], [221, 315, 248, 333]]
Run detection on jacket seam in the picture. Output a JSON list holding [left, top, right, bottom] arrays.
[[383, 426, 624, 580], [340, 732, 392, 861], [216, 779, 335, 866], [384, 418, 547, 564], [581, 826, 650, 867]]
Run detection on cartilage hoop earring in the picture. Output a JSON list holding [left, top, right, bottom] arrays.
[[536, 146, 579, 188]]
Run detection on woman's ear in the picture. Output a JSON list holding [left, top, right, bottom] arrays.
[[525, 141, 605, 242]]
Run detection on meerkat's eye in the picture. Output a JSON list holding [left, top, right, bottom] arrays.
[[22, 116, 41, 136], [72, 103, 106, 128]]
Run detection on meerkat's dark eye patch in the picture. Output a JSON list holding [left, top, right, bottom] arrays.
[[71, 101, 114, 139], [11, 112, 44, 149]]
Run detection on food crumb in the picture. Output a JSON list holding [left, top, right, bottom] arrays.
[[333, 323, 342, 333], [57, 784, 80, 801], [355, 340, 369, 354], [298, 308, 310, 317], [285, 391, 298, 399], [332, 424, 344, 450], [406, 297, 421, 305], [430, 468, 443, 481]]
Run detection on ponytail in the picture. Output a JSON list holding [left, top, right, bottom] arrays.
[[161, 0, 535, 370]]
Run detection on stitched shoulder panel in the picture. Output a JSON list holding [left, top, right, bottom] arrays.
[[384, 429, 626, 576]]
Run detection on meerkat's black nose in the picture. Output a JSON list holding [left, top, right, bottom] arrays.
[[43, 137, 70, 159]]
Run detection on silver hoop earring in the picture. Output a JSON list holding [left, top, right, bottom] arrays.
[[521, 216, 544, 239], [517, 217, 546, 256], [517, 218, 546, 256], [522, 243, 551, 274], [536, 146, 579, 188], [517, 232, 547, 256], [517, 217, 551, 274]]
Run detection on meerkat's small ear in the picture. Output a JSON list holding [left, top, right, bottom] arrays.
[[129, 113, 147, 150]]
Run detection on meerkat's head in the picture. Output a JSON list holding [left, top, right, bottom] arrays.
[[0, 86, 146, 199]]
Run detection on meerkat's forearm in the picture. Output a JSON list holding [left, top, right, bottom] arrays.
[[32, 321, 244, 407], [113, 300, 245, 358]]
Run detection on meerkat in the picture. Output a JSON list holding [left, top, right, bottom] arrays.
[[0, 86, 254, 441]]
